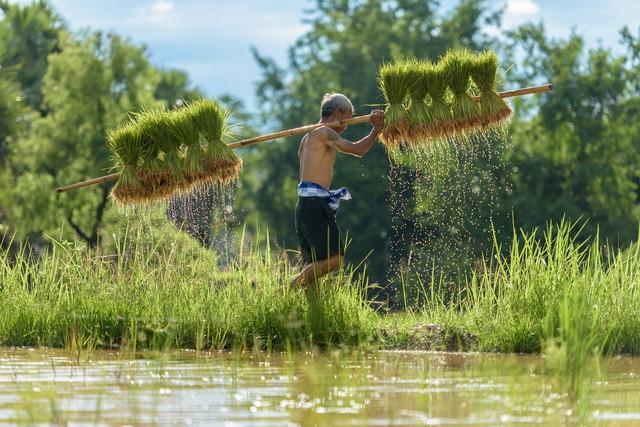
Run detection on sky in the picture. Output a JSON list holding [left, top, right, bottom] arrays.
[[6, 0, 640, 110]]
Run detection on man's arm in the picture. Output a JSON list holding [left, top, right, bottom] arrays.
[[325, 110, 385, 158]]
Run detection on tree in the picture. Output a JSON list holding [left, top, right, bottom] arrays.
[[505, 24, 640, 242], [1, 31, 163, 246], [0, 0, 65, 113]]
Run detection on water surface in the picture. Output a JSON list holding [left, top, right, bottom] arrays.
[[1, 348, 639, 425]]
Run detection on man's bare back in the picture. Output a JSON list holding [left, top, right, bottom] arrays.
[[299, 127, 338, 189]]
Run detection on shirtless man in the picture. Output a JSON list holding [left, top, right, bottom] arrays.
[[291, 93, 385, 288]]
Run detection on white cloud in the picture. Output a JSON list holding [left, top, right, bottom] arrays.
[[506, 0, 539, 16], [150, 0, 174, 14]]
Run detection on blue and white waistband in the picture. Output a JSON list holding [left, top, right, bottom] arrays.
[[297, 181, 351, 211]]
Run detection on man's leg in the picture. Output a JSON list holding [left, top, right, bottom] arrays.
[[291, 254, 342, 289]]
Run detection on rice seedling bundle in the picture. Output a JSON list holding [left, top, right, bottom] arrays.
[[379, 61, 411, 147], [424, 62, 454, 138], [60, 56, 548, 197], [188, 100, 242, 188], [108, 98, 242, 204], [404, 59, 433, 144], [136, 109, 180, 200], [470, 50, 512, 128], [108, 123, 144, 203], [378, 49, 515, 148], [442, 49, 482, 135]]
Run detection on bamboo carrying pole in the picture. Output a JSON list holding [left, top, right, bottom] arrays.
[[56, 83, 552, 193]]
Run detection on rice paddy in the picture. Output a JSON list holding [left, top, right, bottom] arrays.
[[377, 48, 512, 152], [3, 203, 640, 421], [2, 215, 639, 359]]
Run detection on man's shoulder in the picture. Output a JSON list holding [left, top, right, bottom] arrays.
[[311, 125, 340, 142], [309, 125, 330, 136], [306, 126, 336, 143]]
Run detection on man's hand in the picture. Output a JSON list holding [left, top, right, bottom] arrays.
[[370, 109, 385, 132]]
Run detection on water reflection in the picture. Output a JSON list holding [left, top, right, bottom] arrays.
[[0, 349, 638, 425]]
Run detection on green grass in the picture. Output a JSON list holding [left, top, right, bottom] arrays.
[[453, 220, 640, 355], [0, 222, 378, 352], [2, 218, 639, 364]]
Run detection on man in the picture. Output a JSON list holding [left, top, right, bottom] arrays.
[[291, 93, 385, 288]]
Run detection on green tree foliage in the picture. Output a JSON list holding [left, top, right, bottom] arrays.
[[2, 31, 163, 246], [155, 68, 203, 109], [506, 24, 640, 242], [247, 0, 499, 282], [0, 2, 253, 249], [0, 62, 24, 163], [0, 0, 65, 113]]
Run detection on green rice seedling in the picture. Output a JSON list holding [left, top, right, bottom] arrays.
[[442, 49, 482, 135], [133, 109, 179, 201], [0, 216, 378, 351], [135, 108, 182, 176], [404, 59, 433, 145], [168, 103, 203, 190], [187, 99, 243, 187], [108, 121, 145, 204], [470, 51, 512, 128], [188, 98, 229, 145], [379, 60, 411, 148], [424, 62, 454, 138]]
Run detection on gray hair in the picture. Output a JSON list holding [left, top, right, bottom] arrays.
[[320, 93, 354, 118]]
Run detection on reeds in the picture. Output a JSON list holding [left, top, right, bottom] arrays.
[[108, 98, 242, 205], [377, 49, 512, 153]]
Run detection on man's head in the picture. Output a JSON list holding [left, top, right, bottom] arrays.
[[321, 93, 353, 133]]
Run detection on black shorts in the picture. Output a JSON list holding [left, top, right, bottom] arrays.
[[295, 197, 343, 263]]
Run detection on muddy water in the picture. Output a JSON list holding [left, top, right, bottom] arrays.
[[0, 348, 639, 425]]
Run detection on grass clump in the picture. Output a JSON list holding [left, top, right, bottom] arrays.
[[186, 99, 242, 190], [108, 123, 144, 203], [442, 49, 482, 135], [0, 221, 376, 352], [470, 50, 512, 128], [446, 220, 640, 355]]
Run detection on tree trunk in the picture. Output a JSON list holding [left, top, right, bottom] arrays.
[[67, 184, 109, 248]]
